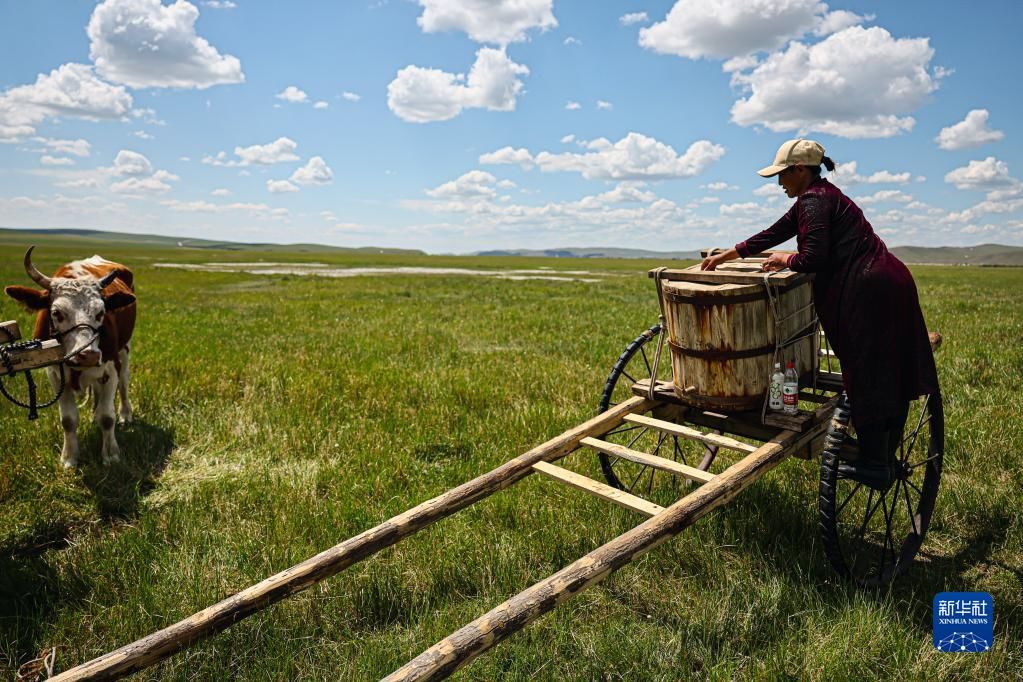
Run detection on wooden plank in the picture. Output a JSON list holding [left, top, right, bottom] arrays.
[[762, 409, 815, 432], [1, 320, 21, 343], [622, 414, 757, 454], [629, 380, 781, 442], [819, 347, 837, 358], [383, 400, 837, 682], [48, 394, 658, 682], [580, 437, 715, 484], [0, 339, 63, 377], [532, 461, 664, 517]]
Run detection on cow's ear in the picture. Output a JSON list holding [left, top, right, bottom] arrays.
[[104, 291, 136, 311], [4, 285, 50, 310]]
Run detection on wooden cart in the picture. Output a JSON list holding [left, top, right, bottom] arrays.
[[47, 256, 944, 681]]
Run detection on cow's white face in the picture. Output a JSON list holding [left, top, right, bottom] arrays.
[[49, 277, 106, 367]]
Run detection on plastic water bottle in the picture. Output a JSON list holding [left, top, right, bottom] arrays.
[[769, 362, 784, 411], [783, 361, 799, 415]]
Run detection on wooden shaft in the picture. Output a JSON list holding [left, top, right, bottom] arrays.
[[51, 396, 655, 681], [384, 404, 834, 682], [0, 338, 63, 377]]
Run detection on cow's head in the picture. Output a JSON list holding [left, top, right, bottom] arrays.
[[4, 246, 135, 368]]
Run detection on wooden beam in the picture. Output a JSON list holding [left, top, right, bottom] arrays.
[[383, 401, 836, 682], [0, 339, 63, 377], [49, 395, 657, 682], [623, 414, 757, 454], [532, 461, 664, 517], [1, 320, 21, 343], [580, 437, 715, 484]]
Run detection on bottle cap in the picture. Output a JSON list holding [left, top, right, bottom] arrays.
[[786, 360, 794, 368], [774, 362, 781, 369]]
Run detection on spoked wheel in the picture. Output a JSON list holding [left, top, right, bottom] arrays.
[[819, 390, 944, 587], [596, 324, 718, 505]]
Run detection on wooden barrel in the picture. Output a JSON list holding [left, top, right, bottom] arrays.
[[661, 276, 816, 412]]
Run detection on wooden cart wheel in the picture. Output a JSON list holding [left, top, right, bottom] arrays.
[[596, 324, 718, 501], [818, 390, 944, 587]]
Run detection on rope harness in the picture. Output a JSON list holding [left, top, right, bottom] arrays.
[[647, 267, 669, 401], [759, 270, 821, 423], [0, 323, 101, 420]]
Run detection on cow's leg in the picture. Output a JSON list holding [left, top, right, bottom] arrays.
[[95, 366, 121, 464], [51, 367, 80, 468], [117, 346, 133, 424]]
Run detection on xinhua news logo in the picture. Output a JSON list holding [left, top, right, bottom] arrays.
[[933, 592, 994, 652]]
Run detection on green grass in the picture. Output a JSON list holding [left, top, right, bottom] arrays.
[[0, 235, 1020, 680]]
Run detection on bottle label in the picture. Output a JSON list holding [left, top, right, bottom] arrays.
[[783, 384, 798, 408], [769, 379, 783, 409]]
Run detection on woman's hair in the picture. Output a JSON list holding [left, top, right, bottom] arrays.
[[809, 155, 836, 178]]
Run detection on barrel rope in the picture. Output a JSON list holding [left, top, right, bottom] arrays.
[[648, 267, 670, 401], [760, 271, 820, 423]]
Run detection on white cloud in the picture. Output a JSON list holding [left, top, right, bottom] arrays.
[[853, 189, 914, 205], [704, 182, 738, 191], [479, 146, 534, 169], [563, 36, 581, 46], [204, 137, 300, 166], [202, 1, 236, 8], [416, 0, 557, 46], [41, 155, 75, 166], [211, 188, 231, 196], [533, 132, 725, 181], [87, 0, 244, 89], [33, 137, 92, 157], [0, 63, 132, 140], [560, 134, 575, 144], [113, 149, 153, 176], [341, 91, 361, 102], [944, 157, 1016, 191], [640, 0, 870, 60], [565, 101, 581, 110], [730, 26, 939, 138], [832, 161, 912, 185], [753, 183, 783, 197], [313, 101, 329, 109], [596, 100, 612, 110], [290, 156, 333, 185], [619, 12, 649, 26], [387, 48, 529, 123], [276, 86, 308, 103], [936, 109, 1005, 150], [426, 170, 497, 199], [813, 9, 873, 36], [106, 164, 177, 195], [267, 179, 299, 193]]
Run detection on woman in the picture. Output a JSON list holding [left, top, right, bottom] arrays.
[[701, 139, 938, 488]]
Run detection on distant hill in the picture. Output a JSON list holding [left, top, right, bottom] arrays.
[[3, 227, 1021, 265], [474, 247, 702, 260], [889, 244, 1023, 266], [0, 227, 425, 255]]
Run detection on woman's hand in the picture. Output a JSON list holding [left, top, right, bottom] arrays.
[[701, 253, 728, 271], [761, 252, 792, 272]]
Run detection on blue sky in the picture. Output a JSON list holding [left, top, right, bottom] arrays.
[[1, 0, 1021, 253]]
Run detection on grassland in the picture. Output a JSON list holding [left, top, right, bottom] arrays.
[[0, 233, 1020, 680]]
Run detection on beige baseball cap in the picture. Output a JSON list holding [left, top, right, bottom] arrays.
[[757, 139, 826, 177]]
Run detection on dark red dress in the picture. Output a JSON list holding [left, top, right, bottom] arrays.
[[735, 178, 938, 429]]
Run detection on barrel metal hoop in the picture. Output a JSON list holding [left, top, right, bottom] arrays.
[[667, 338, 775, 360]]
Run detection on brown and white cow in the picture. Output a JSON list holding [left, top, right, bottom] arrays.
[[4, 246, 136, 467]]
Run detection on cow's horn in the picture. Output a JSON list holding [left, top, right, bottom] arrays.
[[23, 246, 52, 289]]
